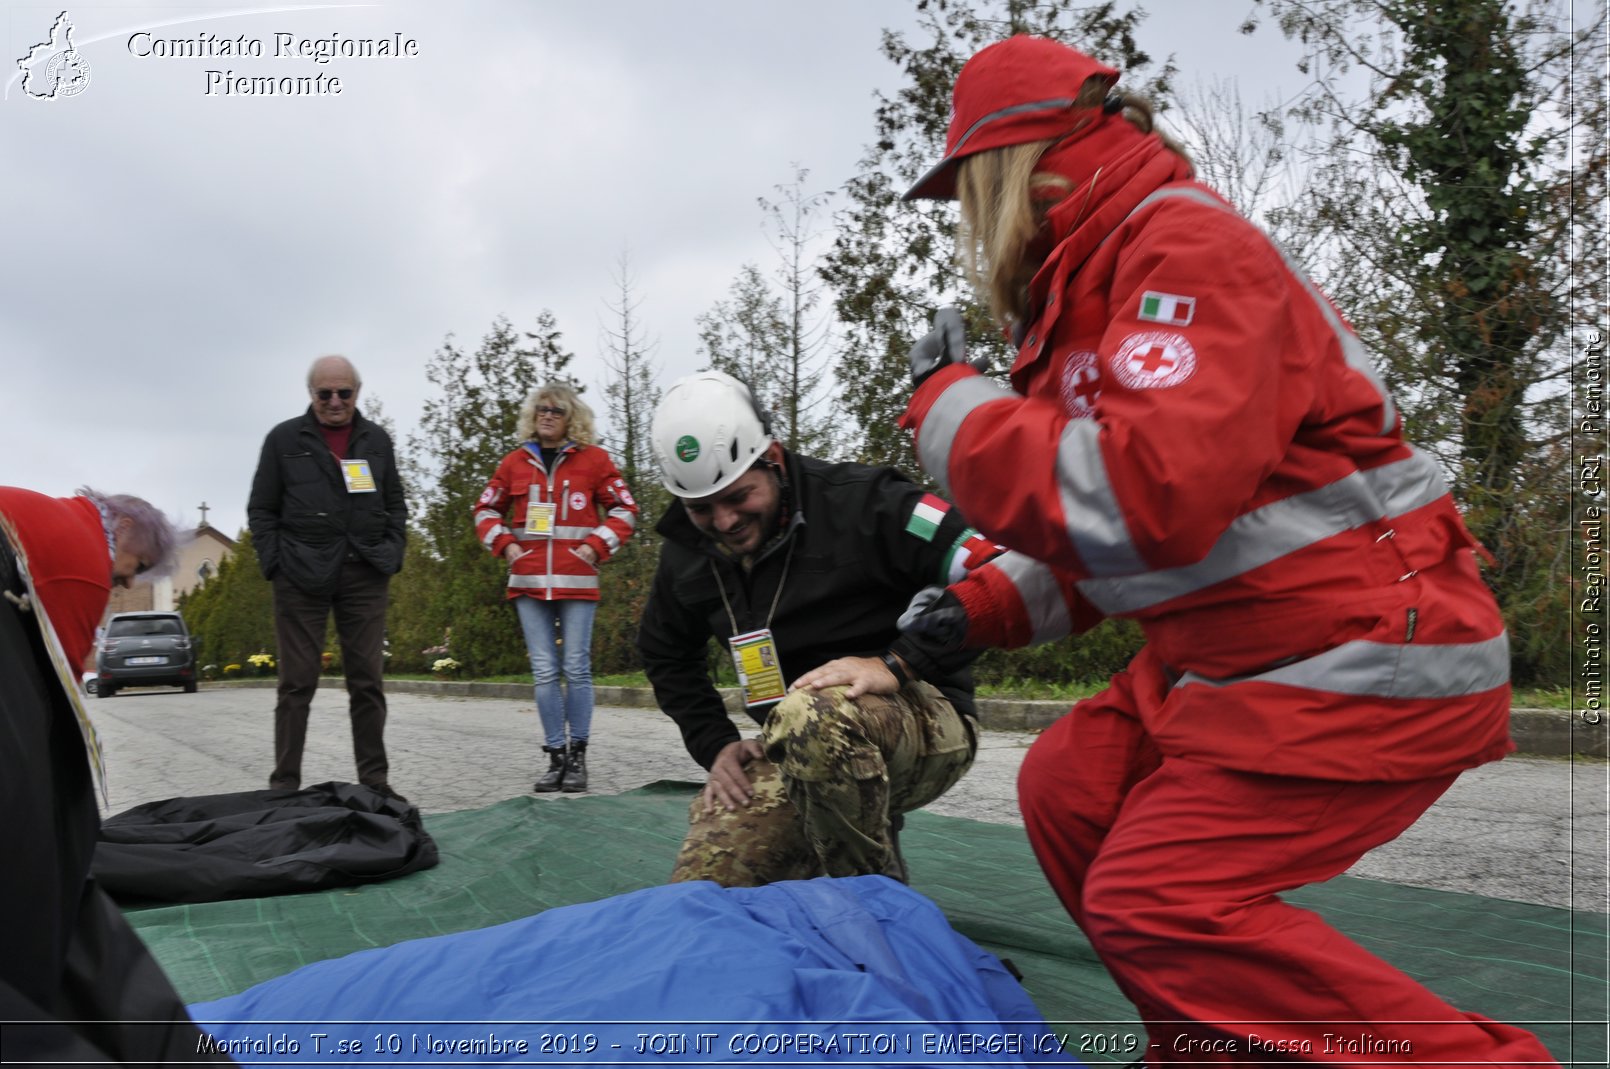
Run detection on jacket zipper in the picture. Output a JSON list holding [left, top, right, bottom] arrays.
[[546, 452, 567, 600]]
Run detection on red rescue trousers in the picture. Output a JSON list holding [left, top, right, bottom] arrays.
[[1018, 667, 1559, 1067]]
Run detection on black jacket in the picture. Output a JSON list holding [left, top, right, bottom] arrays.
[[247, 408, 407, 595], [638, 451, 979, 770]]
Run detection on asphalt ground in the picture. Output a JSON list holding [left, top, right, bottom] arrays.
[[89, 682, 1609, 914]]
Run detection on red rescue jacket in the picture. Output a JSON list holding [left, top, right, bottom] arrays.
[[909, 129, 1512, 782], [474, 442, 638, 601], [0, 488, 110, 665]]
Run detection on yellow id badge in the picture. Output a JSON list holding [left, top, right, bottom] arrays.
[[341, 459, 377, 493], [524, 500, 556, 537], [729, 628, 787, 708]]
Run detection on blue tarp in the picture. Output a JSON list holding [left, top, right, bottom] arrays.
[[191, 875, 1081, 1067]]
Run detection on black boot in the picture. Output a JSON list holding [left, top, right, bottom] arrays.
[[533, 745, 566, 793], [560, 739, 588, 792]]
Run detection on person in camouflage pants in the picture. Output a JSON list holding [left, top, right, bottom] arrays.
[[640, 372, 1015, 887], [671, 682, 974, 884]]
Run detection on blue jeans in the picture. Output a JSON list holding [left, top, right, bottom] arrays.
[[513, 597, 597, 748]]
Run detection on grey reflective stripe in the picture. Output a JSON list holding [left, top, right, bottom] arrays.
[[596, 526, 621, 552], [609, 507, 637, 529], [993, 551, 1072, 644], [508, 573, 598, 591], [1078, 451, 1450, 614], [1176, 631, 1509, 699], [1129, 185, 1396, 433], [918, 376, 1014, 494], [949, 97, 1078, 159], [512, 525, 595, 541], [1057, 417, 1146, 577], [1368, 446, 1450, 515], [476, 512, 506, 548]]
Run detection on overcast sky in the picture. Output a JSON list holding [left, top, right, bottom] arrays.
[[2, 1, 1302, 539]]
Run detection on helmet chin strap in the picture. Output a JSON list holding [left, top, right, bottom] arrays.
[[758, 457, 792, 541]]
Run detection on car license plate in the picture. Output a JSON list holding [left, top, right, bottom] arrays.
[[127, 656, 167, 666]]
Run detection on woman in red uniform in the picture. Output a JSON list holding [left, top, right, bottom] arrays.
[[474, 383, 638, 793], [900, 34, 1555, 1066]]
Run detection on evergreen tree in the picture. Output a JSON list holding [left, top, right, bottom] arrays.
[[1247, 0, 1604, 684], [697, 262, 789, 415], [523, 309, 585, 393], [821, 0, 1168, 470], [402, 313, 580, 676], [699, 166, 837, 457], [179, 529, 274, 670]]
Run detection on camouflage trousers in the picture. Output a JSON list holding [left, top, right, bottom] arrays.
[[669, 682, 976, 886]]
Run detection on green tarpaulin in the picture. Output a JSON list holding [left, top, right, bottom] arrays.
[[125, 783, 1606, 1064]]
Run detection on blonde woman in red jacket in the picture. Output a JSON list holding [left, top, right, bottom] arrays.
[[898, 34, 1553, 1068], [474, 384, 638, 792]]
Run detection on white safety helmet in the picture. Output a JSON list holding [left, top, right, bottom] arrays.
[[652, 370, 773, 498]]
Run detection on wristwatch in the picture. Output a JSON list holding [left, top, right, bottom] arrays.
[[880, 651, 911, 688]]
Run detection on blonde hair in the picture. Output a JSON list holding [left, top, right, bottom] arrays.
[[517, 382, 595, 445], [955, 78, 1190, 329]]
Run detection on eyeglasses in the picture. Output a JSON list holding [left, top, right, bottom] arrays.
[[535, 406, 567, 417], [315, 388, 355, 401]]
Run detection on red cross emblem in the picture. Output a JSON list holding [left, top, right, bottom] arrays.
[[1071, 367, 1101, 404], [1110, 331, 1198, 390], [1130, 344, 1176, 375], [1059, 350, 1102, 415]]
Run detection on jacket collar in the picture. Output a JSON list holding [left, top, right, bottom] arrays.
[[523, 439, 581, 461], [1010, 138, 1195, 382], [299, 406, 370, 440]]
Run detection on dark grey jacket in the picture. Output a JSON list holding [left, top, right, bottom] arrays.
[[247, 408, 407, 595]]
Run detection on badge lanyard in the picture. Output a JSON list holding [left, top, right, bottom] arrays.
[[522, 445, 560, 536], [712, 538, 796, 708]]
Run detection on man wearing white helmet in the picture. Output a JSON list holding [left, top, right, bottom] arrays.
[[639, 370, 1006, 885]]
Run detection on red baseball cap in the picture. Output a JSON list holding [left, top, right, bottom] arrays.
[[904, 35, 1120, 201]]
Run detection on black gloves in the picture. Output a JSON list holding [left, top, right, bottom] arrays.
[[898, 586, 970, 654]]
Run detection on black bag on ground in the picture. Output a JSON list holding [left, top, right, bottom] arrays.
[[94, 782, 438, 903]]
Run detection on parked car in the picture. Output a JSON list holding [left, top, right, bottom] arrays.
[[96, 611, 196, 697]]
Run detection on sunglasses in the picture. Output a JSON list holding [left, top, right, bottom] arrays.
[[535, 405, 567, 417], [315, 388, 355, 401]]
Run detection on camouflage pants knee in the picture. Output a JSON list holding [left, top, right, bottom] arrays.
[[668, 682, 975, 886]]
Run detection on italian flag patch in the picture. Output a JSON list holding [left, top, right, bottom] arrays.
[[1138, 291, 1196, 326], [943, 529, 1003, 583], [904, 494, 950, 542]]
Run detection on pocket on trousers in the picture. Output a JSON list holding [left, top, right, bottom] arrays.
[[910, 683, 974, 759]]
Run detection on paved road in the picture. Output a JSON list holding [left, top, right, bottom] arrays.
[[91, 684, 1608, 914]]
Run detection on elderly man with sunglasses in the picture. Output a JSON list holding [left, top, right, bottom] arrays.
[[248, 354, 409, 801]]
